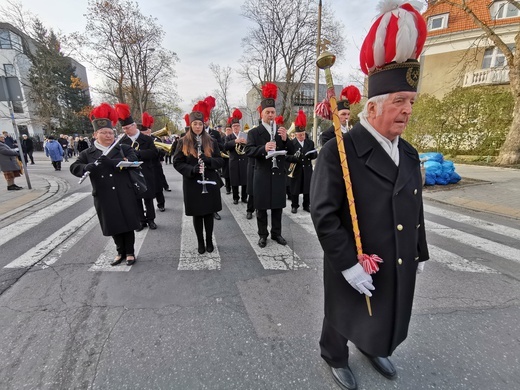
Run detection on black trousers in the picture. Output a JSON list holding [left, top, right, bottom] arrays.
[[225, 177, 231, 192], [156, 191, 165, 208], [291, 193, 310, 209], [247, 194, 255, 213], [320, 317, 350, 368], [137, 197, 156, 223], [256, 208, 282, 238], [112, 230, 135, 256], [193, 214, 214, 244], [232, 185, 247, 201], [51, 161, 61, 170]]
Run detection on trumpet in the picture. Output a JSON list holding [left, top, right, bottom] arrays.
[[287, 149, 301, 178], [152, 124, 171, 138], [154, 141, 173, 154], [220, 151, 229, 158]]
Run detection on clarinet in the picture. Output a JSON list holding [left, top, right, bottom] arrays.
[[196, 134, 208, 194], [78, 133, 125, 184], [269, 120, 279, 169]]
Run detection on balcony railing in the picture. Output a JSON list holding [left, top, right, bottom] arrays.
[[463, 67, 510, 87]]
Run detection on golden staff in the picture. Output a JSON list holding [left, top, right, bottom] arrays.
[[316, 47, 382, 316]]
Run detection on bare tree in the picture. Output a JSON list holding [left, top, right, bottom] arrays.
[[433, 0, 520, 165], [209, 63, 233, 119], [68, 0, 179, 119], [239, 0, 344, 120]]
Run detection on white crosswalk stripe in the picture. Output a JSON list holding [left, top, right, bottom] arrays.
[[0, 192, 90, 247], [282, 207, 316, 235], [4, 207, 97, 269], [178, 204, 221, 270], [428, 244, 498, 273], [222, 195, 308, 270]]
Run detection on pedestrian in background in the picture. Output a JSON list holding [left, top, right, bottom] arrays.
[[310, 3, 429, 389], [57, 134, 69, 162], [173, 102, 224, 254], [0, 133, 23, 190], [44, 135, 64, 171], [21, 134, 35, 164]]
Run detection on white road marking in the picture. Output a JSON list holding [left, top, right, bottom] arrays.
[[425, 204, 520, 241], [178, 204, 221, 270], [4, 207, 97, 269], [0, 192, 91, 247], [427, 220, 520, 264], [428, 244, 498, 273], [222, 196, 308, 270], [89, 227, 149, 272], [282, 207, 316, 235]]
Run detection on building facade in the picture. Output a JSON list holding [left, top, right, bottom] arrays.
[[420, 0, 518, 98]]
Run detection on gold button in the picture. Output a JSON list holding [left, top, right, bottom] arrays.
[[414, 256, 420, 261], [112, 187, 115, 190], [416, 224, 421, 229], [110, 174, 113, 177], [397, 224, 403, 231], [398, 258, 403, 265], [414, 189, 418, 195]]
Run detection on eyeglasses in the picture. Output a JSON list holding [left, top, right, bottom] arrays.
[[97, 131, 114, 135]]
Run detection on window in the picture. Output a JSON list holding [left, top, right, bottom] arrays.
[[3, 64, 15, 77], [0, 29, 22, 50], [427, 13, 449, 31], [491, 1, 520, 20], [482, 45, 515, 68], [12, 101, 24, 114]]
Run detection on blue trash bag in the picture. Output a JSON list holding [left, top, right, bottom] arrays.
[[419, 152, 443, 163], [442, 160, 455, 175], [436, 172, 450, 185], [449, 171, 461, 184], [423, 160, 442, 186]]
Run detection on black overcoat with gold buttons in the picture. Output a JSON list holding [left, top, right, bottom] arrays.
[[70, 144, 141, 236], [286, 137, 317, 195], [245, 124, 295, 210], [310, 123, 429, 357]]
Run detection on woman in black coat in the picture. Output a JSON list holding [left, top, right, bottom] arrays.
[[173, 108, 224, 254], [70, 103, 141, 266]]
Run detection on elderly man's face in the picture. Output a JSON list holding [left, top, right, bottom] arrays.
[[368, 91, 416, 141]]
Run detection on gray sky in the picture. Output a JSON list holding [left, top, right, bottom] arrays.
[[10, 0, 401, 112]]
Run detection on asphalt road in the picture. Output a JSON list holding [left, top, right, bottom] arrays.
[[0, 161, 518, 389]]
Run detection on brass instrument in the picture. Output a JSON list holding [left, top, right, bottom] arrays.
[[235, 134, 246, 155], [151, 124, 171, 138], [154, 141, 173, 154], [287, 149, 301, 178], [220, 151, 229, 158]]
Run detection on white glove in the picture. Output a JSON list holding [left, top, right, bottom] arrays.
[[417, 262, 425, 274], [342, 263, 375, 297], [13, 148, 19, 152]]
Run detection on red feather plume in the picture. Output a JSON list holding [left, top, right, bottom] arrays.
[[262, 82, 277, 99], [294, 110, 307, 128], [275, 115, 284, 126], [231, 108, 242, 121], [142, 112, 154, 129], [192, 100, 210, 122], [227, 117, 233, 125], [340, 85, 362, 105], [114, 103, 132, 121], [90, 103, 118, 126], [184, 113, 190, 127], [204, 96, 216, 110], [256, 105, 262, 115]]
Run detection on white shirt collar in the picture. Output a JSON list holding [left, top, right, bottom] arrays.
[[360, 115, 400, 166]]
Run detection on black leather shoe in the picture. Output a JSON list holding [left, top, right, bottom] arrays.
[[331, 365, 357, 390], [258, 237, 267, 248], [246, 212, 253, 220], [7, 185, 22, 191], [126, 255, 136, 266], [158, 205, 165, 212], [198, 243, 206, 254], [148, 221, 157, 230], [110, 255, 125, 266], [206, 242, 214, 253], [164, 188, 171, 192], [214, 212, 221, 220], [358, 349, 396, 379], [303, 206, 310, 212], [233, 199, 239, 204], [241, 198, 247, 203], [135, 222, 147, 232], [226, 189, 231, 194], [291, 207, 297, 214], [272, 235, 287, 245]]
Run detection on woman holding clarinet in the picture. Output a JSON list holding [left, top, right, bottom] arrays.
[[173, 101, 224, 254], [70, 103, 141, 266]]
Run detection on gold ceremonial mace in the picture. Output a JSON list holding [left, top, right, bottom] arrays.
[[316, 47, 373, 317]]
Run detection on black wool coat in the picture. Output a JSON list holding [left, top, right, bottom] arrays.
[[286, 137, 317, 195], [120, 133, 158, 199], [310, 123, 429, 357], [70, 144, 141, 236], [224, 133, 248, 186], [173, 138, 224, 216], [245, 124, 295, 210]]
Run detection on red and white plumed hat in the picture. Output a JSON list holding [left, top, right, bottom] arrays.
[[359, 0, 427, 98]]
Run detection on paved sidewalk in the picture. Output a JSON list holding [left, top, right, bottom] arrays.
[[1, 152, 519, 220]]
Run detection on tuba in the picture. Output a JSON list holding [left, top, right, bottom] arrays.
[[151, 124, 171, 138], [287, 149, 301, 178], [154, 141, 173, 154]]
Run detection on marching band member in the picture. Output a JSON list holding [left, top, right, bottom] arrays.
[[310, 2, 429, 388], [222, 122, 233, 194], [70, 103, 141, 266], [173, 103, 224, 254], [320, 85, 361, 146], [224, 109, 248, 206], [245, 83, 295, 248], [286, 110, 317, 214], [116, 103, 159, 231]]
